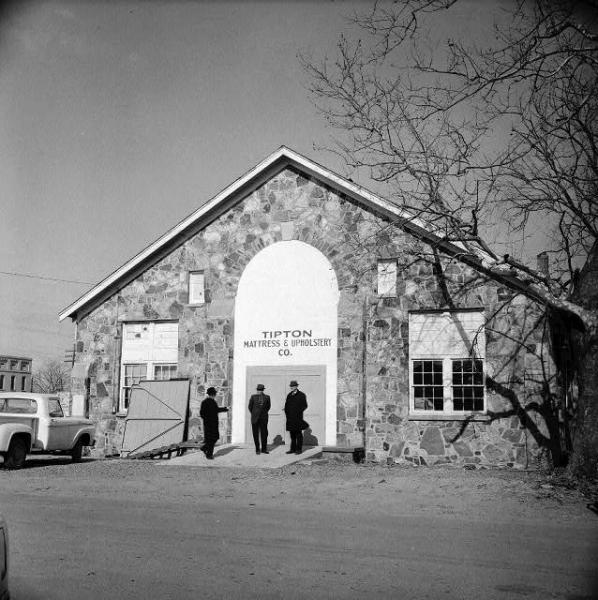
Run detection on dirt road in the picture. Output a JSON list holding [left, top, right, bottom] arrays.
[[1, 457, 597, 599]]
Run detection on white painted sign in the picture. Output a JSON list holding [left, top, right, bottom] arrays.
[[232, 241, 339, 444]]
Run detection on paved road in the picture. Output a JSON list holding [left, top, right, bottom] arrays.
[[1, 463, 597, 600]]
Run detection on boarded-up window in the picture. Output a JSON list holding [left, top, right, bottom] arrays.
[[377, 260, 397, 297], [189, 271, 205, 305], [119, 322, 179, 412], [409, 311, 485, 358], [409, 311, 485, 414]]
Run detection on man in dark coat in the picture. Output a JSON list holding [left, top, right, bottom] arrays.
[[199, 387, 228, 459], [248, 383, 271, 455], [284, 380, 308, 455]]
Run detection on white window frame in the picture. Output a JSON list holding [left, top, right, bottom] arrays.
[[119, 322, 179, 413], [409, 311, 486, 417], [188, 271, 205, 305], [121, 363, 148, 412], [377, 260, 397, 297], [153, 363, 178, 381]]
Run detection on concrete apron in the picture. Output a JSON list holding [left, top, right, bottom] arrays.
[[160, 444, 323, 469]]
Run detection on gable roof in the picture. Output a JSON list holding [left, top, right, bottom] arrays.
[[59, 146, 588, 328]]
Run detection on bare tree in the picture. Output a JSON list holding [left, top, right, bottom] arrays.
[[33, 359, 70, 393], [302, 0, 598, 478]]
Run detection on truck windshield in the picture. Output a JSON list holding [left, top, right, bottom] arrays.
[[47, 398, 64, 418]]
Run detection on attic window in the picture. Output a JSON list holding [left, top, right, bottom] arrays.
[[189, 271, 205, 305], [377, 260, 397, 297]]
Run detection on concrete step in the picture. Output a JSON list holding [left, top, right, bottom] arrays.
[[161, 444, 323, 469]]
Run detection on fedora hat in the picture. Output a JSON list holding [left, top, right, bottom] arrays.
[[256, 383, 265, 391], [289, 380, 299, 387]]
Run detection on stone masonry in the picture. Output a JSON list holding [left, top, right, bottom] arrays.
[[73, 167, 554, 467]]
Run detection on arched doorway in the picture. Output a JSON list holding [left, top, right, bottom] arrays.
[[231, 241, 339, 446]]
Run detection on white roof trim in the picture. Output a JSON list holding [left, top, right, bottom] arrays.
[[59, 146, 495, 321]]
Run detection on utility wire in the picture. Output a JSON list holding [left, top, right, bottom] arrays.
[[0, 270, 93, 285]]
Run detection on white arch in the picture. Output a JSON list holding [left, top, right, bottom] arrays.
[[231, 241, 339, 444]]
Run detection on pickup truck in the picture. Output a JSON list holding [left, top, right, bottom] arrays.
[[0, 392, 95, 469]]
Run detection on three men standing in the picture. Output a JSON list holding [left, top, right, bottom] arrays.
[[248, 383, 271, 454], [284, 380, 308, 455], [204, 380, 310, 460]]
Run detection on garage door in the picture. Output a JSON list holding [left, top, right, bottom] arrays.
[[121, 379, 190, 456], [245, 365, 325, 447]]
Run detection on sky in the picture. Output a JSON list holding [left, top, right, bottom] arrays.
[[0, 0, 520, 368]]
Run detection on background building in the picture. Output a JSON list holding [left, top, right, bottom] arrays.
[[0, 356, 32, 393]]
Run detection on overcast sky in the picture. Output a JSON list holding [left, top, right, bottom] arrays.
[[0, 0, 515, 367]]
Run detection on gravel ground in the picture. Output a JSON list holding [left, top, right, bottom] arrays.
[[2, 456, 595, 525]]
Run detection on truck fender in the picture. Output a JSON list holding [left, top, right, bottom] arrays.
[[0, 423, 33, 452], [70, 427, 95, 450]]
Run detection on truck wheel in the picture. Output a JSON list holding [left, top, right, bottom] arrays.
[[71, 439, 84, 462], [5, 437, 27, 469]]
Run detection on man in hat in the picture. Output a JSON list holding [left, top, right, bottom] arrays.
[[199, 387, 229, 460], [284, 380, 308, 455], [248, 383, 271, 454]]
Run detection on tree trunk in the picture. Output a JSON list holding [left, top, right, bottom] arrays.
[[567, 328, 598, 480]]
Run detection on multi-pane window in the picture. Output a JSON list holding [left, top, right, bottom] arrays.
[[409, 311, 485, 415], [189, 271, 205, 305], [377, 260, 397, 297], [154, 364, 177, 380], [122, 363, 147, 410], [412, 360, 444, 410], [452, 359, 484, 411], [119, 322, 179, 413]]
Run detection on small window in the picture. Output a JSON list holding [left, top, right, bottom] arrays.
[[21, 361, 31, 372], [21, 376, 27, 391], [10, 360, 18, 370], [0, 375, 4, 390], [154, 364, 177, 381], [10, 376, 15, 391], [189, 271, 205, 305], [377, 260, 397, 297]]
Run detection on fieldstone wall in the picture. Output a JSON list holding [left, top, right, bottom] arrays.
[[74, 167, 554, 467]]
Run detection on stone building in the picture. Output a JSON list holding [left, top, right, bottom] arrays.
[[60, 147, 558, 467]]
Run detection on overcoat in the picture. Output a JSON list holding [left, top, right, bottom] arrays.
[[200, 396, 228, 444], [248, 393, 271, 425], [284, 390, 307, 431]]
